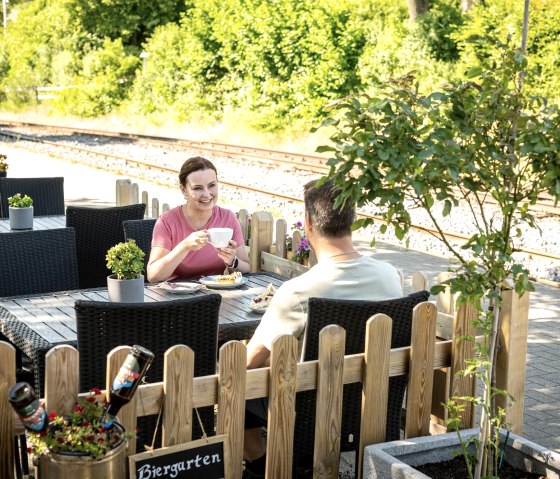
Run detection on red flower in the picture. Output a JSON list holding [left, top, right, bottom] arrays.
[[81, 421, 90, 427], [73, 405, 84, 413], [90, 387, 102, 395], [47, 411, 58, 421], [85, 396, 96, 403]]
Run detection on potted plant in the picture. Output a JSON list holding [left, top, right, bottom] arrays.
[[8, 193, 33, 230], [0, 153, 7, 178], [29, 388, 132, 479], [315, 37, 560, 479], [106, 239, 145, 303]]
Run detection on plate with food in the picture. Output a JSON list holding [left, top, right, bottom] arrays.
[[249, 283, 276, 314], [199, 272, 248, 289], [158, 281, 203, 294]]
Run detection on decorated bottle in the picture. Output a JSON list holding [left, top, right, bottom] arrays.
[[102, 344, 154, 427], [8, 382, 48, 433]]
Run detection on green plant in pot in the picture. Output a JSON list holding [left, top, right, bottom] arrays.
[[106, 239, 145, 303], [7, 193, 34, 230], [29, 388, 132, 478], [0, 153, 8, 177], [314, 39, 560, 479]]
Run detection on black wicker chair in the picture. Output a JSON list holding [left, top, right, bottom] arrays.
[[75, 294, 222, 452], [0, 228, 79, 297], [0, 177, 65, 218], [123, 218, 156, 279], [66, 203, 146, 288], [294, 290, 430, 477]]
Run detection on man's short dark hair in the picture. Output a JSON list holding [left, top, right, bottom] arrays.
[[304, 179, 356, 238]]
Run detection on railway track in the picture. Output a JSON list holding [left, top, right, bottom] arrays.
[[1, 120, 559, 266]]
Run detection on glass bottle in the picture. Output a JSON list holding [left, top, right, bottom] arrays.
[[102, 344, 154, 427], [8, 382, 48, 433]]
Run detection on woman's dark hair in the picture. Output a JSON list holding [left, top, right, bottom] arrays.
[[178, 157, 218, 186], [304, 179, 356, 238]]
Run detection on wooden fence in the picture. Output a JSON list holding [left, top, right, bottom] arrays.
[[1, 284, 530, 479]]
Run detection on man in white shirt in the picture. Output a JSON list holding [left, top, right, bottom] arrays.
[[243, 179, 402, 478]]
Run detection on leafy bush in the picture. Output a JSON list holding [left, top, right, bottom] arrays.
[[8, 193, 33, 208], [106, 239, 145, 280]]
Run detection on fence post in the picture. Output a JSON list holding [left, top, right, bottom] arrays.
[[275, 219, 287, 258], [359, 315, 392, 478], [106, 346, 138, 455], [237, 209, 250, 246], [405, 302, 437, 438], [163, 345, 194, 447], [266, 335, 298, 478], [217, 341, 247, 479], [495, 289, 530, 435], [44, 346, 79, 416], [249, 211, 273, 272], [314, 325, 346, 478], [0, 341, 16, 479], [151, 198, 160, 218], [449, 301, 478, 428]]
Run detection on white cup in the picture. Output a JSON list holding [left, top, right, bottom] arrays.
[[207, 228, 233, 248]]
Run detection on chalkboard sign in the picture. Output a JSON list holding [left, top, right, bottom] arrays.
[[129, 435, 230, 479]]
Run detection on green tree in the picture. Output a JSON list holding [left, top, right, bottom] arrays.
[[315, 41, 560, 478]]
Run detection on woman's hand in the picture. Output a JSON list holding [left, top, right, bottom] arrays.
[[216, 240, 238, 266], [182, 230, 209, 252]]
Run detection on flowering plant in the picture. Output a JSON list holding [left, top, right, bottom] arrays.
[[292, 236, 311, 264], [286, 220, 304, 252], [0, 153, 7, 171], [8, 193, 33, 208], [28, 388, 132, 458]]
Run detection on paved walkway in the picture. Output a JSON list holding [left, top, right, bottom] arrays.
[[3, 142, 559, 458]]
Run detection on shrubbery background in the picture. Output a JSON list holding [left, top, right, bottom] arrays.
[[0, 0, 558, 133]]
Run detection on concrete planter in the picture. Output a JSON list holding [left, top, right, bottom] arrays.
[[363, 428, 560, 479], [9, 206, 33, 230], [107, 275, 144, 303]]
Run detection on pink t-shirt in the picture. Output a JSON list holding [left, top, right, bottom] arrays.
[[152, 205, 245, 280]]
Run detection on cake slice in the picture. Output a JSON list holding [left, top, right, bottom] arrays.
[[250, 283, 276, 312], [217, 271, 243, 284]]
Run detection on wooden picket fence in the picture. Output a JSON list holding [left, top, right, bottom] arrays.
[[0, 283, 530, 479]]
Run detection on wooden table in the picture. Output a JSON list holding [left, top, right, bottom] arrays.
[[0, 272, 286, 394], [0, 214, 66, 232]]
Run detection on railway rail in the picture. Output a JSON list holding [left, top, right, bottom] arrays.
[[1, 120, 559, 266]]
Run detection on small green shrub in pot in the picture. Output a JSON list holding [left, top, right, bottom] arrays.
[[8, 193, 33, 208], [0, 153, 8, 172], [106, 239, 145, 280]]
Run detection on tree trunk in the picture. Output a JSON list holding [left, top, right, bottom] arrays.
[[407, 0, 429, 21]]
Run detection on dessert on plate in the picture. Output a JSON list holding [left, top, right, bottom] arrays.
[[217, 271, 243, 284], [249, 283, 276, 312]]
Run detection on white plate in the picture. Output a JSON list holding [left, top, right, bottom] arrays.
[[248, 302, 268, 314], [199, 276, 249, 289], [158, 282, 203, 294]]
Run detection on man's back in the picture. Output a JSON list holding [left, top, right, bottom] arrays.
[[250, 254, 402, 358]]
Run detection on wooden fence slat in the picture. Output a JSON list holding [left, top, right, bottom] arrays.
[[217, 341, 247, 479], [0, 341, 16, 479], [266, 335, 298, 479], [275, 219, 288, 258], [106, 346, 138, 455], [495, 289, 530, 434], [163, 345, 194, 447], [250, 211, 274, 272], [358, 314, 392, 478], [412, 271, 428, 292], [237, 209, 250, 245], [450, 302, 478, 428], [405, 302, 437, 438], [313, 325, 346, 479], [44, 345, 79, 416]]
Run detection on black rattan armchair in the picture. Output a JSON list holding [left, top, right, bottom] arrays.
[[0, 227, 79, 297], [75, 293, 222, 452], [0, 177, 65, 218], [66, 203, 146, 288], [123, 218, 156, 279], [294, 290, 430, 476]]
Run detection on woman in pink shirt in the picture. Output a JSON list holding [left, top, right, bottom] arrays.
[[147, 157, 250, 282]]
